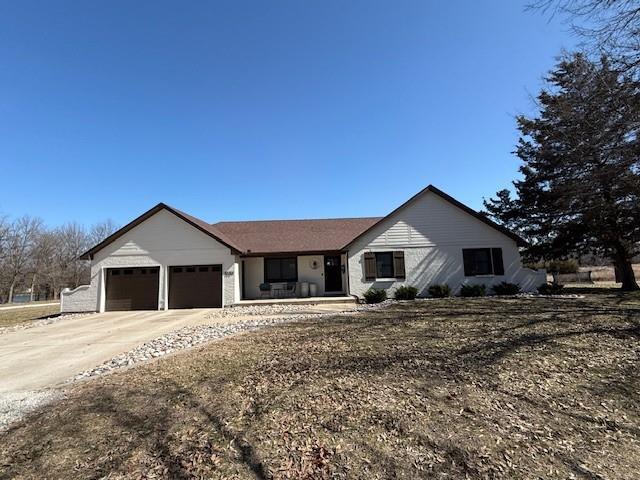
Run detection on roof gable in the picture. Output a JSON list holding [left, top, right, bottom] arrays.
[[343, 185, 527, 248], [79, 203, 242, 260]]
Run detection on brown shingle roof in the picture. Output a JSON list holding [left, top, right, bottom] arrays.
[[213, 217, 382, 255], [79, 185, 526, 260]]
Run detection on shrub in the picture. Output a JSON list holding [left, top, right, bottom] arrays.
[[460, 284, 486, 297], [428, 284, 451, 298], [537, 282, 565, 295], [547, 259, 579, 274], [491, 281, 521, 295], [394, 285, 418, 300], [363, 288, 387, 304]]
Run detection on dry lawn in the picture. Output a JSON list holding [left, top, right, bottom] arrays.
[[0, 304, 60, 328], [1, 292, 639, 479]]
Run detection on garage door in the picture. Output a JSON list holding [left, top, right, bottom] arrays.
[[169, 265, 222, 309], [105, 267, 159, 311]]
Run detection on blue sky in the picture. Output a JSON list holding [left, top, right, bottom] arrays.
[[0, 1, 577, 227]]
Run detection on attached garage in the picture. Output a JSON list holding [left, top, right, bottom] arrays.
[[169, 265, 222, 309], [105, 267, 160, 311]]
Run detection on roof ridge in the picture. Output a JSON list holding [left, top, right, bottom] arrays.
[[213, 216, 384, 225]]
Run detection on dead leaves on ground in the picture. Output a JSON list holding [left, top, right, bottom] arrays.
[[1, 293, 640, 479]]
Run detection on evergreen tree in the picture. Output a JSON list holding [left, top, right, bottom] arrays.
[[485, 53, 640, 290]]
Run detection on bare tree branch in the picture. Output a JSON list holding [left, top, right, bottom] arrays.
[[530, 0, 640, 74]]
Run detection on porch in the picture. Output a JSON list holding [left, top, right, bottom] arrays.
[[235, 296, 356, 307], [238, 252, 349, 300]]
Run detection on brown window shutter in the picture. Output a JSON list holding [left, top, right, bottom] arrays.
[[364, 252, 376, 280], [491, 248, 504, 275], [393, 251, 406, 278], [462, 249, 474, 276]]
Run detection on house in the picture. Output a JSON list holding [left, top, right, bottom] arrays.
[[60, 185, 546, 312]]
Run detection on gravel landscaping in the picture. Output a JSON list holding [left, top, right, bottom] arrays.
[[0, 390, 64, 432], [71, 301, 393, 382], [208, 300, 393, 318]]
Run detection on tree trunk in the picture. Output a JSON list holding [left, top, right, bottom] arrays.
[[8, 280, 15, 304], [30, 273, 36, 302], [615, 258, 639, 291]]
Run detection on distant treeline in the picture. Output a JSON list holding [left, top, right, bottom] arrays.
[[0, 216, 117, 303]]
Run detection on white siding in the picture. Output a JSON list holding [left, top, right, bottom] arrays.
[[348, 190, 545, 297], [61, 209, 238, 312], [367, 192, 518, 247], [298, 255, 327, 296], [242, 257, 264, 299]]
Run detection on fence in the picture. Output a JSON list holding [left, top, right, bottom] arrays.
[[552, 271, 593, 284]]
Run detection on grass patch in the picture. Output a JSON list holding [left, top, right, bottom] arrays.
[[1, 293, 640, 478], [0, 305, 60, 328]]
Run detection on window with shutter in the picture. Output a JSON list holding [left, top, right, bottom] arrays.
[[393, 251, 405, 279], [462, 248, 492, 276], [375, 252, 394, 278], [364, 251, 406, 280]]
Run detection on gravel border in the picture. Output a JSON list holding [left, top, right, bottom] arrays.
[[70, 301, 393, 382], [0, 390, 64, 432]]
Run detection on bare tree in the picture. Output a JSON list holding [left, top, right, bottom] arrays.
[[532, 0, 640, 72], [28, 230, 58, 301], [54, 222, 91, 292], [88, 219, 118, 247], [0, 216, 118, 303], [2, 216, 43, 303], [0, 215, 9, 260]]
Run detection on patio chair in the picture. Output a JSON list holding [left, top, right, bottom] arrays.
[[283, 282, 297, 298], [270, 282, 287, 298], [259, 283, 271, 299]]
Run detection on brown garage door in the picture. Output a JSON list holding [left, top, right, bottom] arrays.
[[169, 265, 222, 309], [105, 267, 159, 311]]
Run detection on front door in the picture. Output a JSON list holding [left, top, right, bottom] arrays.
[[324, 255, 343, 293]]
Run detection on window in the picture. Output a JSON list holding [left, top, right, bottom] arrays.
[[364, 251, 405, 280], [375, 252, 394, 278], [463, 248, 504, 276], [199, 266, 209, 272], [264, 257, 297, 283], [186, 266, 195, 273]]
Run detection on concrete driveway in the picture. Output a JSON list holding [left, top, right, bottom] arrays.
[[0, 309, 227, 393], [0, 302, 353, 394]]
